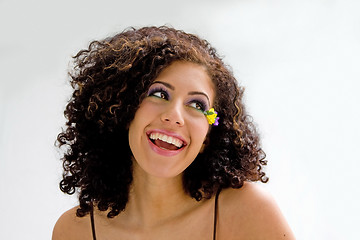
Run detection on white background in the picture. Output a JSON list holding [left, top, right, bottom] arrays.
[[1, 0, 359, 239]]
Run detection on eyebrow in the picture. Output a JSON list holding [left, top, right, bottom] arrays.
[[152, 80, 210, 103]]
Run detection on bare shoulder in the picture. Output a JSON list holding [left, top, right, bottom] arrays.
[[218, 182, 296, 240], [52, 206, 93, 240]]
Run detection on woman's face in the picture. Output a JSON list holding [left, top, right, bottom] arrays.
[[128, 61, 215, 178]]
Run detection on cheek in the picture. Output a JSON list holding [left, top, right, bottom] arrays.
[[128, 103, 152, 149], [128, 121, 138, 155], [190, 118, 209, 146], [137, 100, 165, 120], [129, 101, 160, 129]]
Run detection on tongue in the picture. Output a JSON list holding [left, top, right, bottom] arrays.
[[154, 139, 178, 150]]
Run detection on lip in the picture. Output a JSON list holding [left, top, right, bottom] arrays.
[[146, 129, 188, 157]]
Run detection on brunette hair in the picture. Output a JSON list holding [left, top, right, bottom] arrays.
[[57, 26, 268, 218]]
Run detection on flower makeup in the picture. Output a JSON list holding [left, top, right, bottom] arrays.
[[204, 108, 219, 126]]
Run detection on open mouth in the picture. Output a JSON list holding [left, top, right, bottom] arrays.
[[148, 132, 185, 151]]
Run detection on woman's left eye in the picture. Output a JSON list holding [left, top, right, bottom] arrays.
[[188, 101, 206, 112]]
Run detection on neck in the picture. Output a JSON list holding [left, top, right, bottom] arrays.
[[123, 161, 196, 228]]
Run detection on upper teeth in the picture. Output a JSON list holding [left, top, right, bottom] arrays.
[[149, 132, 184, 148]]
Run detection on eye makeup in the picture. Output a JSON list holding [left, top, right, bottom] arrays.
[[187, 98, 209, 112], [147, 81, 211, 112], [147, 86, 169, 100]]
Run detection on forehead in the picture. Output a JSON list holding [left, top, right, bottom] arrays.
[[154, 61, 215, 103]]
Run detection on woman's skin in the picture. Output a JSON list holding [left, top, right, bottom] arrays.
[[53, 61, 295, 240]]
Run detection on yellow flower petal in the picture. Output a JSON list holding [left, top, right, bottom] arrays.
[[205, 108, 218, 125]]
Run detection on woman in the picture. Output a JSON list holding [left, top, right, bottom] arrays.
[[53, 26, 295, 239]]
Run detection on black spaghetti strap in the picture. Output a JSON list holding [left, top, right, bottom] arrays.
[[213, 188, 221, 240], [90, 206, 97, 240]]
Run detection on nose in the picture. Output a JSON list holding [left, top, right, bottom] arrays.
[[160, 102, 185, 126]]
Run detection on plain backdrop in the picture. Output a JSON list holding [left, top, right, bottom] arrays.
[[1, 0, 359, 239]]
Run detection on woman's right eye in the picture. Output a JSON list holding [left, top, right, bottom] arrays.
[[148, 89, 169, 100], [152, 91, 166, 99]]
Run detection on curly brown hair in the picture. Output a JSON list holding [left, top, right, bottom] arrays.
[[57, 26, 268, 218]]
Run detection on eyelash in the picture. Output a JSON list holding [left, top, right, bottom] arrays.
[[147, 86, 208, 112], [188, 99, 207, 112], [147, 87, 169, 100]]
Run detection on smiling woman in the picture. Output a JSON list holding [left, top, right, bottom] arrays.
[[129, 62, 214, 178], [53, 26, 295, 240]]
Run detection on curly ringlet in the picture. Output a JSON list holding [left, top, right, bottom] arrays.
[[56, 26, 268, 218]]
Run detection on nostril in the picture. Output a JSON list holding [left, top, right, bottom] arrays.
[[161, 113, 184, 126]]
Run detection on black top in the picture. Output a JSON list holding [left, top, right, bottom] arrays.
[[90, 189, 221, 240]]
